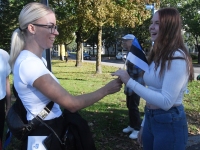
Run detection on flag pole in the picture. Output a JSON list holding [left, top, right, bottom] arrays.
[[123, 58, 127, 70]]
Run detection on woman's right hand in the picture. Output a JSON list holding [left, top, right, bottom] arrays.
[[111, 69, 130, 84], [137, 127, 143, 147]]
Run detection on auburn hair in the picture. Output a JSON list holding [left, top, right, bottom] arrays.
[[148, 7, 194, 81]]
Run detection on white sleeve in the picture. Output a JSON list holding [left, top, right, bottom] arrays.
[[0, 49, 10, 62], [126, 59, 188, 111], [4, 51, 10, 62], [0, 49, 11, 75], [19, 58, 49, 86]]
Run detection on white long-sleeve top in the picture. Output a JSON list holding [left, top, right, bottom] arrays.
[[126, 51, 189, 126]]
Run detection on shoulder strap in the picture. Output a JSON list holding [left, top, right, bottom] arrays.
[[12, 85, 28, 123], [13, 84, 54, 120], [36, 101, 54, 119]]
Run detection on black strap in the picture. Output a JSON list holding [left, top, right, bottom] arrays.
[[36, 101, 54, 119], [28, 101, 54, 131], [44, 101, 54, 112], [13, 84, 54, 131]]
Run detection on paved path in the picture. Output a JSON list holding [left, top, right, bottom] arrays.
[[187, 135, 200, 149], [69, 54, 200, 77], [84, 58, 200, 80]]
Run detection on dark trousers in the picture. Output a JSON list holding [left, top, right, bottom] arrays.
[[126, 93, 141, 130], [0, 97, 6, 147]]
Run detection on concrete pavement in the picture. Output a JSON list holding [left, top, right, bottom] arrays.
[[85, 57, 200, 80], [69, 53, 200, 78]]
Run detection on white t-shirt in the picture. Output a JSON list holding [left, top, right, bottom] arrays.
[[0, 49, 11, 99], [13, 50, 62, 120], [0, 49, 10, 62]]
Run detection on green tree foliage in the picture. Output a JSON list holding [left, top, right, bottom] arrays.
[[66, 39, 77, 51], [0, 0, 159, 71], [102, 27, 123, 56], [160, 0, 200, 63], [0, 0, 38, 52], [50, 0, 159, 73], [50, 0, 78, 44], [83, 0, 159, 73], [179, 1, 200, 63], [50, 0, 96, 67], [83, 0, 118, 73], [0, 0, 11, 51]]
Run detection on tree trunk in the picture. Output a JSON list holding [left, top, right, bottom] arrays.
[[75, 41, 82, 67], [115, 43, 117, 55], [107, 48, 110, 57], [60, 44, 65, 61], [96, 26, 102, 74], [75, 31, 82, 67]]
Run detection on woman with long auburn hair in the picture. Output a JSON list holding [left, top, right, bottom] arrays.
[[112, 7, 194, 150]]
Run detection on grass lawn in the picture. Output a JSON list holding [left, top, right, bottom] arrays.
[[4, 59, 200, 150]]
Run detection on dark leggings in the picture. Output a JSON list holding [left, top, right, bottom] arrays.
[[0, 97, 6, 147]]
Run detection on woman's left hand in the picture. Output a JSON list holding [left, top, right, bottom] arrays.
[[137, 127, 143, 147], [111, 69, 130, 84]]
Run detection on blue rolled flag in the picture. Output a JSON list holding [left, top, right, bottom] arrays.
[[126, 37, 149, 73]]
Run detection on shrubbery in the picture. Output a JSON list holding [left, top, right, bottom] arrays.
[[190, 54, 198, 59]]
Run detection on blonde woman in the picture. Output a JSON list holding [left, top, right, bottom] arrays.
[[9, 2, 122, 150]]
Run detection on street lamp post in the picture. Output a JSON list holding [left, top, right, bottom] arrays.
[[40, 0, 52, 72], [145, 4, 155, 46]]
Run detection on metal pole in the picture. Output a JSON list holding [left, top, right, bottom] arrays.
[[40, 0, 52, 72], [152, 3, 155, 14]]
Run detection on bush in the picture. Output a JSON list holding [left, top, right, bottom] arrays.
[[197, 75, 200, 80], [190, 54, 198, 59]]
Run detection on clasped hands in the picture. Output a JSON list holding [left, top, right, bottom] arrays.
[[112, 68, 131, 85]]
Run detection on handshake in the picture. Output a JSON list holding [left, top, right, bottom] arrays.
[[103, 69, 131, 95]]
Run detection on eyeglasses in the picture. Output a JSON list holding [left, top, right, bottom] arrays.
[[32, 23, 58, 34]]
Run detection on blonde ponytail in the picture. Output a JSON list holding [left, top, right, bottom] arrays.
[[9, 28, 25, 70]]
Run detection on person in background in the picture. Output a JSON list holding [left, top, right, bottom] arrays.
[[65, 51, 68, 62], [9, 2, 122, 150], [0, 49, 11, 149], [121, 34, 144, 139], [112, 7, 194, 150]]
